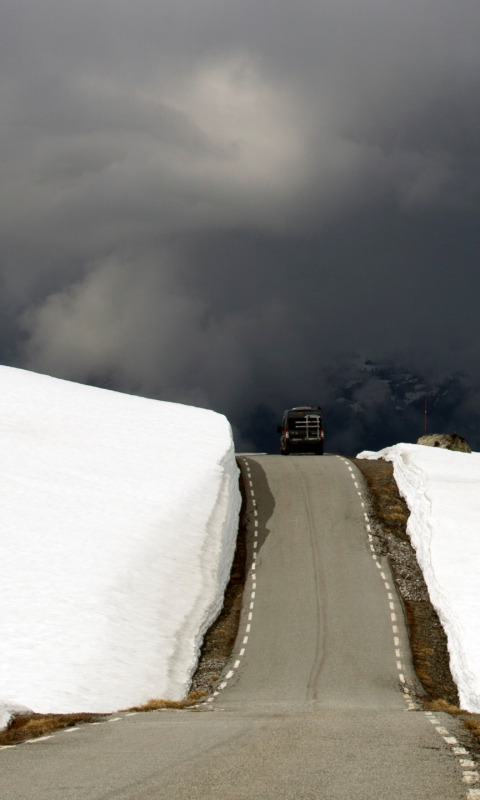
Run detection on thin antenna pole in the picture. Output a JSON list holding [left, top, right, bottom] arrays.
[[424, 398, 428, 435]]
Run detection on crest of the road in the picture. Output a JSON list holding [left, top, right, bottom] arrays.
[[1, 456, 477, 799]]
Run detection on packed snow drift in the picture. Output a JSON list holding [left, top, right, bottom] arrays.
[[0, 367, 241, 729], [358, 443, 480, 712]]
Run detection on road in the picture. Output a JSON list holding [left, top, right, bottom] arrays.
[[0, 455, 474, 799]]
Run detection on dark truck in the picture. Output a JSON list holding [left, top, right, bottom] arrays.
[[278, 406, 325, 455]]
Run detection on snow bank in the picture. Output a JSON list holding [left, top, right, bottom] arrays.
[[358, 443, 480, 712], [0, 366, 241, 727]]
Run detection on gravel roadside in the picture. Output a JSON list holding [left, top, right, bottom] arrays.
[[352, 456, 480, 756]]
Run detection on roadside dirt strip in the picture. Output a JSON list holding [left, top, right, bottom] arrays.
[[0, 455, 478, 800], [337, 456, 480, 795]]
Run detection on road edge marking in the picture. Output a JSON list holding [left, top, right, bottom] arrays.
[[205, 457, 257, 705], [339, 456, 480, 798]]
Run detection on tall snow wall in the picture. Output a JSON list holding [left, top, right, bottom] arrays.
[[0, 366, 241, 726]]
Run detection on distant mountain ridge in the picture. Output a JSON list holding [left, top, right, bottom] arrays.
[[326, 359, 477, 455]]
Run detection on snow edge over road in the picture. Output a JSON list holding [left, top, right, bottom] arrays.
[[169, 441, 241, 698]]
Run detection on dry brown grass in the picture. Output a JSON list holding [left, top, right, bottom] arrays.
[[425, 698, 466, 715], [0, 691, 210, 747], [123, 691, 207, 713], [403, 598, 458, 702], [0, 712, 105, 746], [425, 699, 480, 748], [0, 691, 211, 747], [464, 717, 480, 739], [352, 458, 410, 541]]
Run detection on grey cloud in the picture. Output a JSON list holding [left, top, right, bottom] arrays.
[[1, 0, 480, 452]]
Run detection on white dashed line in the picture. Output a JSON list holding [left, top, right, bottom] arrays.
[[26, 735, 54, 744], [207, 463, 256, 695], [202, 457, 261, 704], [339, 456, 414, 708]]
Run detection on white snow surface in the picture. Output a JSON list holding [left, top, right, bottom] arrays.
[[0, 366, 241, 728], [358, 443, 480, 712]]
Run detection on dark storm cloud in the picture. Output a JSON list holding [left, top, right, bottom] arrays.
[[1, 0, 480, 451]]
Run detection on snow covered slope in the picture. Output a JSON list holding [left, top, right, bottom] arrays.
[[358, 443, 480, 712], [0, 367, 240, 727]]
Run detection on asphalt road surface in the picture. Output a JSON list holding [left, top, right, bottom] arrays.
[[0, 455, 474, 799]]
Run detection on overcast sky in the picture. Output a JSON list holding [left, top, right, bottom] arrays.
[[1, 0, 479, 451]]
